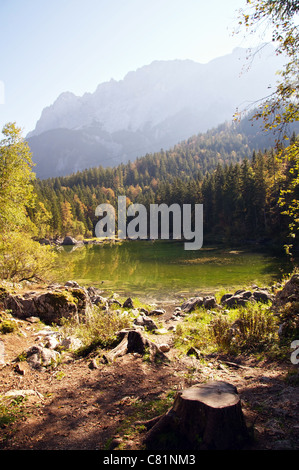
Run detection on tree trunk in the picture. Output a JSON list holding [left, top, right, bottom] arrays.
[[144, 381, 250, 450]]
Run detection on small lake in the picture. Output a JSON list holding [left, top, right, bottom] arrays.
[[54, 240, 290, 301]]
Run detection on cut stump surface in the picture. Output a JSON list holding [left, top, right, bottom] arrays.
[[145, 380, 250, 450]]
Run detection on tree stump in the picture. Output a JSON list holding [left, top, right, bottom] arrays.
[[101, 329, 168, 363], [144, 381, 250, 450]]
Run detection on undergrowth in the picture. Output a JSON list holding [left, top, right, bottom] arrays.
[[174, 302, 280, 357], [60, 303, 133, 355]]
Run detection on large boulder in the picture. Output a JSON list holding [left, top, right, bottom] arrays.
[[274, 274, 299, 307], [4, 286, 92, 325], [61, 236, 82, 245]]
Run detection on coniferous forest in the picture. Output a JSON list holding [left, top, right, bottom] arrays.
[[30, 119, 299, 253]]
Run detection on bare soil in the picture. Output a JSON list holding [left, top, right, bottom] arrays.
[[0, 304, 298, 452]]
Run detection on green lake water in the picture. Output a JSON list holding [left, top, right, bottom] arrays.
[[54, 240, 290, 301]]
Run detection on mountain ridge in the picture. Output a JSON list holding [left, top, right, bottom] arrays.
[[27, 44, 285, 179]]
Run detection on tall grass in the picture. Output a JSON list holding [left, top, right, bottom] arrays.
[[174, 303, 279, 356], [61, 305, 132, 354]]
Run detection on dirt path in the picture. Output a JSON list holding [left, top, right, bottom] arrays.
[[0, 309, 298, 451]]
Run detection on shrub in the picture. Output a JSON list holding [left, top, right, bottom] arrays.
[[210, 303, 278, 354], [61, 305, 132, 354], [0, 319, 18, 334]]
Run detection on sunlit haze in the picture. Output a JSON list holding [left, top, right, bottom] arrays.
[[0, 0, 270, 135]]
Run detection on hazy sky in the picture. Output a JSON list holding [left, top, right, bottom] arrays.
[[0, 0, 268, 135]]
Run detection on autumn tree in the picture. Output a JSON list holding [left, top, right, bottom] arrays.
[[237, 0, 299, 252], [0, 123, 56, 281]]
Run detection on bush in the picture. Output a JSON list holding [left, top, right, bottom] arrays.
[[61, 305, 132, 354], [0, 231, 56, 282], [210, 303, 278, 354], [173, 303, 279, 356], [0, 319, 18, 334]]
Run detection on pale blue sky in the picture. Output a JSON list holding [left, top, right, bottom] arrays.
[[0, 0, 266, 135]]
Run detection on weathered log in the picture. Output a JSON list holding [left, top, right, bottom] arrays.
[[144, 381, 250, 450]]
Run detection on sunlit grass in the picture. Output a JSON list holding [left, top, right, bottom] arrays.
[[173, 302, 280, 357]]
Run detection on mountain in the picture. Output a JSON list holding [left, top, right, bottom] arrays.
[[27, 44, 285, 179]]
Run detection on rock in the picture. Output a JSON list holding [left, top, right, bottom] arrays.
[[88, 358, 99, 369], [155, 328, 168, 335], [139, 307, 149, 315], [4, 286, 92, 325], [131, 309, 140, 316], [134, 316, 158, 331], [241, 290, 253, 299], [159, 343, 170, 353], [4, 389, 44, 400], [220, 293, 233, 303], [45, 336, 60, 350], [253, 289, 273, 303], [222, 295, 248, 308], [148, 308, 166, 316], [64, 280, 80, 288], [203, 296, 218, 309], [181, 297, 204, 313], [26, 345, 60, 369], [274, 274, 299, 307], [61, 236, 82, 245], [14, 363, 26, 375], [221, 288, 272, 308], [122, 297, 134, 309], [59, 336, 83, 351], [25, 316, 41, 323], [187, 346, 201, 359]]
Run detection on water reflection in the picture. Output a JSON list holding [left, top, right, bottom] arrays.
[[54, 241, 290, 300]]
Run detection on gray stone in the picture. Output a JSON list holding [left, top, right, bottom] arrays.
[[59, 336, 83, 351], [61, 236, 81, 245], [159, 343, 170, 353], [122, 297, 134, 309], [253, 289, 273, 303], [65, 280, 80, 288], [181, 297, 204, 313], [203, 296, 217, 309], [134, 316, 158, 331], [148, 308, 166, 316], [4, 389, 44, 400], [26, 345, 60, 369], [4, 286, 92, 325], [222, 295, 248, 308]]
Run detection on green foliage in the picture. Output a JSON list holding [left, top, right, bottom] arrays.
[[33, 125, 298, 249], [174, 303, 279, 357], [277, 137, 299, 253], [0, 319, 18, 334], [61, 305, 132, 354], [0, 395, 27, 428], [173, 308, 214, 354], [237, 0, 299, 133], [210, 303, 278, 354], [0, 231, 56, 282], [0, 123, 56, 282], [236, 1, 299, 250], [0, 122, 36, 232]]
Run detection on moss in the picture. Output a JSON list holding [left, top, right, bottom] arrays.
[[68, 288, 88, 305], [0, 319, 18, 334], [45, 290, 77, 309]]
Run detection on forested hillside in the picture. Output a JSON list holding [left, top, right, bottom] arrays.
[[30, 118, 298, 250]]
